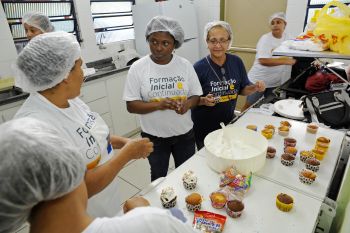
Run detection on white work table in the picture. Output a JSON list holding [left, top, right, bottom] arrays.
[[140, 112, 346, 232], [143, 154, 322, 233], [233, 112, 345, 200]]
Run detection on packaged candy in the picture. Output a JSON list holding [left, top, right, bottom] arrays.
[[193, 211, 226, 233], [219, 167, 252, 193]]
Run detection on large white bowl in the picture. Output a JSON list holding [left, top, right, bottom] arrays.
[[204, 126, 268, 175]]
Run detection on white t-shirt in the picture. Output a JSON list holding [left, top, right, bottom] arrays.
[[248, 32, 292, 88], [123, 54, 203, 138], [82, 207, 199, 233], [15, 93, 120, 218]]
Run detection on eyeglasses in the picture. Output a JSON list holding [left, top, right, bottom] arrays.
[[207, 39, 230, 46]]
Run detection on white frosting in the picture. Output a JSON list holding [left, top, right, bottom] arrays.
[[160, 187, 176, 203], [182, 170, 197, 183], [206, 131, 261, 159]]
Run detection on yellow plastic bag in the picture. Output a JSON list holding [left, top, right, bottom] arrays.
[[313, 1, 350, 55]]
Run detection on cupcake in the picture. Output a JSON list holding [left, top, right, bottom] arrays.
[[246, 125, 257, 131], [226, 200, 244, 218], [284, 137, 297, 147], [307, 123, 319, 134], [276, 193, 294, 212], [182, 170, 197, 190], [305, 157, 321, 172], [264, 125, 275, 134], [280, 153, 295, 166], [284, 146, 298, 156], [160, 187, 177, 208], [185, 193, 202, 212], [278, 126, 290, 137], [312, 148, 326, 161], [280, 121, 291, 128], [299, 169, 317, 185], [261, 128, 273, 139], [266, 146, 276, 159], [300, 150, 313, 163], [316, 137, 330, 148], [210, 192, 227, 209]]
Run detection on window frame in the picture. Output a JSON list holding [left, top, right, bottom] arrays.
[[1, 0, 82, 43], [304, 0, 350, 30], [90, 0, 135, 44]]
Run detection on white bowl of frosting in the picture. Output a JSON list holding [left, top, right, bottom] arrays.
[[204, 126, 268, 175]]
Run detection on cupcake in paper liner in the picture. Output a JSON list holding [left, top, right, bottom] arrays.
[[284, 137, 297, 147], [182, 170, 197, 190], [280, 153, 295, 167], [284, 146, 298, 156], [185, 193, 202, 212], [226, 200, 244, 218], [210, 191, 228, 209], [305, 157, 320, 172], [261, 128, 273, 139], [312, 148, 326, 161], [160, 187, 177, 208], [299, 169, 317, 185], [266, 146, 276, 159], [280, 121, 292, 128], [278, 126, 290, 137], [300, 150, 313, 163], [316, 136, 330, 148], [264, 124, 276, 134], [276, 193, 294, 212], [246, 124, 257, 131], [307, 123, 319, 134]]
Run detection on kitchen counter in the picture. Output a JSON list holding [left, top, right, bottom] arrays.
[[141, 112, 345, 232]]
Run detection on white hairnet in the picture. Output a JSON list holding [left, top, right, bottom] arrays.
[[269, 12, 286, 24], [0, 117, 85, 233], [204, 21, 233, 48], [22, 12, 54, 33], [145, 16, 184, 49], [14, 31, 81, 93]]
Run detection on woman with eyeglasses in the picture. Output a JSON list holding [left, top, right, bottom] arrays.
[[191, 21, 266, 149], [242, 12, 296, 111], [123, 16, 203, 181], [14, 31, 154, 218]]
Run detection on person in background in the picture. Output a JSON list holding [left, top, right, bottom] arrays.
[[123, 16, 203, 181], [242, 12, 296, 110], [14, 31, 153, 217], [0, 118, 199, 233], [191, 21, 265, 149], [22, 12, 54, 40]]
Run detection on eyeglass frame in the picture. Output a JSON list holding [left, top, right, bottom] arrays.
[[207, 38, 230, 46]]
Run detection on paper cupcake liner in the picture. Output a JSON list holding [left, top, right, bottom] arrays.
[[226, 208, 243, 218], [266, 152, 276, 159], [161, 198, 177, 209], [307, 127, 318, 134], [281, 158, 295, 167], [306, 163, 320, 172], [183, 181, 197, 190], [276, 198, 293, 212], [300, 155, 310, 163], [299, 174, 315, 185], [313, 153, 325, 161], [278, 131, 289, 137], [186, 203, 201, 212]]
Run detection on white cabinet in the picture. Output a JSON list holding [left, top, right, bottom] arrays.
[[105, 71, 139, 136]]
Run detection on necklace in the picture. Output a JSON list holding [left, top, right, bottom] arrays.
[[206, 56, 226, 82]]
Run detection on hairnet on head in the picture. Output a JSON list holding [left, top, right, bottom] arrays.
[[145, 15, 184, 49], [22, 12, 54, 33], [14, 31, 81, 93], [269, 12, 286, 24], [0, 117, 85, 233], [204, 21, 233, 48]]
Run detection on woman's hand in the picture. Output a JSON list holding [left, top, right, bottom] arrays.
[[200, 93, 216, 106], [254, 80, 266, 92], [123, 196, 150, 213], [123, 138, 153, 159], [175, 99, 190, 114], [158, 98, 179, 111]]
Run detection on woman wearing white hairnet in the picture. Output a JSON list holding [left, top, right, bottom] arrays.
[[123, 16, 202, 181], [191, 21, 265, 149], [0, 118, 198, 233], [242, 12, 296, 110], [22, 12, 54, 40], [14, 31, 153, 217]]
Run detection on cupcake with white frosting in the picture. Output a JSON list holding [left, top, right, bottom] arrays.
[[160, 187, 177, 208], [182, 170, 197, 190]]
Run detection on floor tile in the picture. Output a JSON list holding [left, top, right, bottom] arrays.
[[118, 158, 152, 190]]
